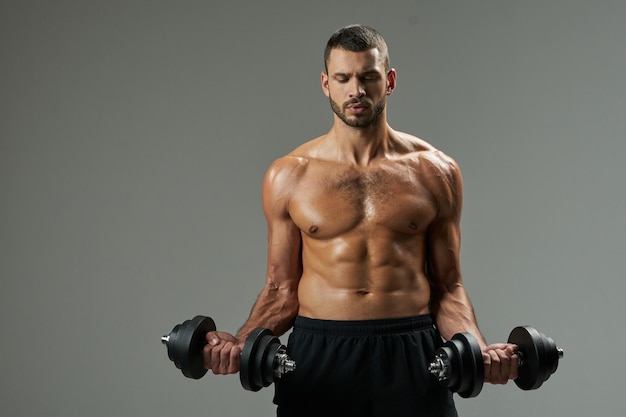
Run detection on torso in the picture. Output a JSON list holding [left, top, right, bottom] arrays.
[[283, 131, 449, 320]]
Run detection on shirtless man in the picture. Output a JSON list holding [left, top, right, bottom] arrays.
[[204, 25, 518, 416]]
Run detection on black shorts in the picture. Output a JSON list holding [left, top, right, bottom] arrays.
[[274, 315, 457, 417]]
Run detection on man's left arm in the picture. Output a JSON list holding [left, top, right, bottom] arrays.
[[427, 155, 518, 385]]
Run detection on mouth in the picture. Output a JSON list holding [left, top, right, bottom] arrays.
[[346, 102, 369, 114]]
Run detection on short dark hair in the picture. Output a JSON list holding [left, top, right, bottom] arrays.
[[324, 24, 390, 72]]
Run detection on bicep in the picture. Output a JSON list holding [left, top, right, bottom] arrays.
[[265, 215, 302, 288], [262, 160, 303, 289], [427, 217, 462, 294], [425, 155, 464, 297]]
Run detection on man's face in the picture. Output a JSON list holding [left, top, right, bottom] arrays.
[[322, 47, 395, 128]]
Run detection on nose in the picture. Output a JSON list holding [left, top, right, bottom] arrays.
[[349, 79, 366, 98]]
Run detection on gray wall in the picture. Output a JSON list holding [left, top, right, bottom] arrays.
[[2, 1, 624, 416]]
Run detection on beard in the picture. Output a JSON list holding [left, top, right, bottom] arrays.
[[329, 96, 386, 128]]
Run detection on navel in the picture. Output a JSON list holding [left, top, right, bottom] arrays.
[[409, 222, 418, 230]]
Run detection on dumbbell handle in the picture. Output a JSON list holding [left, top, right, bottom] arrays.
[[428, 355, 451, 381], [273, 345, 297, 377]]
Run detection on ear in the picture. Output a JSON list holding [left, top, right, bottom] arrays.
[[386, 68, 397, 95], [321, 71, 330, 98]]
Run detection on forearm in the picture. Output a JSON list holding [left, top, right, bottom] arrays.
[[434, 283, 487, 348], [235, 282, 299, 341]]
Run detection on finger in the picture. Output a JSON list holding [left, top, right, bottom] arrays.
[[497, 350, 511, 384], [496, 349, 513, 384], [482, 351, 492, 382], [218, 342, 233, 374], [486, 343, 508, 350], [482, 350, 491, 369], [509, 352, 519, 380], [501, 344, 520, 380], [210, 340, 225, 374], [485, 349, 504, 384], [506, 343, 518, 353], [203, 344, 212, 370], [203, 341, 222, 370], [228, 344, 241, 373], [206, 331, 220, 346], [489, 350, 502, 383]]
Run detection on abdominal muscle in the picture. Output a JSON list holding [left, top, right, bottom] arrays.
[[296, 234, 433, 320]]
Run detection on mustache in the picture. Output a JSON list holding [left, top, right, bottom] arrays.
[[344, 98, 370, 108]]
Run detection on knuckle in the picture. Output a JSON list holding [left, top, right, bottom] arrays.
[[220, 343, 232, 357], [230, 347, 240, 361]]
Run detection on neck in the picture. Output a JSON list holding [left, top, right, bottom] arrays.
[[330, 116, 392, 167]]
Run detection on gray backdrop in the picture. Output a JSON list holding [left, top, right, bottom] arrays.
[[2, 1, 624, 416]]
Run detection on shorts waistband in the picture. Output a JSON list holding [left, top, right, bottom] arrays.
[[293, 314, 435, 336]]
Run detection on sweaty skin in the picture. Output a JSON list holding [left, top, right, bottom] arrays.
[[283, 135, 447, 321], [204, 47, 518, 385]]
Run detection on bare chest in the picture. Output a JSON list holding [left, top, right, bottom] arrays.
[[290, 164, 437, 238]]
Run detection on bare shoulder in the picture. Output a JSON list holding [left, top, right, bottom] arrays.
[[265, 135, 327, 180], [261, 138, 324, 216], [394, 132, 459, 172], [392, 130, 435, 153], [263, 154, 308, 196], [394, 131, 462, 210], [418, 146, 461, 184], [265, 134, 332, 183]]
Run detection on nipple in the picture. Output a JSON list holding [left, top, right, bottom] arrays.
[[308, 224, 319, 234], [409, 222, 418, 230]]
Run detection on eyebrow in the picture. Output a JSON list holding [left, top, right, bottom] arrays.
[[332, 69, 381, 78]]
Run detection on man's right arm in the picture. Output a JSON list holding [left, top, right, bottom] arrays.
[[203, 156, 304, 375]]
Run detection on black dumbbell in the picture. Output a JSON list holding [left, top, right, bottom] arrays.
[[161, 315, 296, 391], [428, 326, 564, 398]]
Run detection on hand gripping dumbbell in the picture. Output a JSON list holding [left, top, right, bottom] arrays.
[[161, 315, 296, 391], [428, 326, 564, 398]]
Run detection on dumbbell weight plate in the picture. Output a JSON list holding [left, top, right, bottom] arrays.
[[251, 330, 276, 390], [508, 326, 545, 390], [240, 327, 274, 392], [453, 333, 484, 398], [260, 335, 282, 387], [165, 315, 216, 379], [445, 339, 465, 393], [541, 333, 561, 381]]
